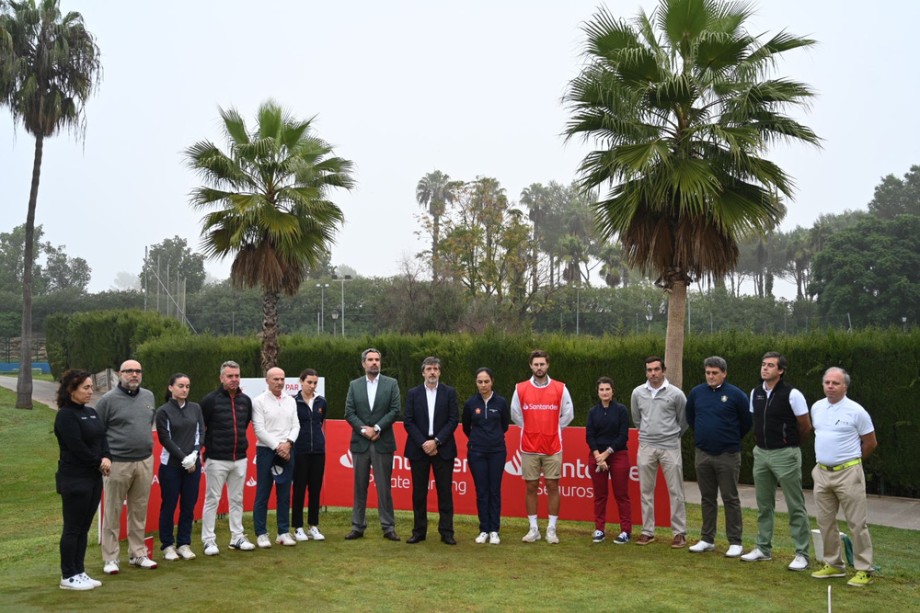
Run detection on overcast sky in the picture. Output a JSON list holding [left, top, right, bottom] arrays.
[[2, 0, 917, 293]]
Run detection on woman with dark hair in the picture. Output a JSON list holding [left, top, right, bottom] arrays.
[[155, 373, 204, 561], [461, 367, 510, 545], [585, 376, 632, 544], [54, 369, 111, 590], [292, 368, 327, 541]]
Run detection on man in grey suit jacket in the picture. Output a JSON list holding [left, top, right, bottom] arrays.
[[344, 348, 402, 541], [403, 356, 459, 545]]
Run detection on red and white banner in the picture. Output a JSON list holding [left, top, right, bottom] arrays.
[[121, 421, 673, 537]]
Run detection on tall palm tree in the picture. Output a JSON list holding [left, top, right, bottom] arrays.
[[564, 0, 819, 387], [0, 0, 101, 409], [415, 170, 458, 281], [186, 100, 354, 371]]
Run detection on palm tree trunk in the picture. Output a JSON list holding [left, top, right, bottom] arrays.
[[260, 289, 280, 373], [431, 215, 440, 282], [664, 280, 687, 391], [16, 134, 44, 410]]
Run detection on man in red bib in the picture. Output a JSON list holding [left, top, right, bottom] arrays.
[[510, 350, 574, 544]]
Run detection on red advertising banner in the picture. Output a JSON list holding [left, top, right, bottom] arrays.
[[127, 421, 673, 537]]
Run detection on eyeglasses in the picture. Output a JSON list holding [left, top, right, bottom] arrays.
[[121, 369, 143, 374]]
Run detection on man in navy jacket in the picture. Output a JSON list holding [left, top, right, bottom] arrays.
[[403, 356, 460, 545]]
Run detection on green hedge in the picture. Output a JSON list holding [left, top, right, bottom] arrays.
[[45, 310, 188, 379], [129, 328, 920, 497]]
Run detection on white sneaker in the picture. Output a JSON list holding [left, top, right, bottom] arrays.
[[788, 554, 809, 571], [592, 530, 605, 543], [740, 548, 772, 562], [522, 527, 541, 543], [294, 527, 310, 542], [229, 535, 255, 551], [177, 545, 196, 560], [103, 560, 119, 575], [725, 544, 744, 558], [204, 541, 219, 556], [689, 540, 714, 553], [162, 545, 179, 561], [475, 531, 489, 544], [60, 575, 94, 591], [489, 532, 501, 545], [79, 573, 102, 588], [307, 526, 325, 541], [276, 533, 296, 547], [256, 534, 272, 549], [129, 556, 158, 569], [546, 526, 559, 544]]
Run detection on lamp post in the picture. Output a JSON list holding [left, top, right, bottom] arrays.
[[316, 283, 329, 333], [331, 310, 339, 336], [332, 274, 353, 336]]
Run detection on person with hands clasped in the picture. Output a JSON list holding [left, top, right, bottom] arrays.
[[586, 376, 633, 545], [252, 367, 300, 548], [55, 369, 111, 591], [155, 373, 205, 561]]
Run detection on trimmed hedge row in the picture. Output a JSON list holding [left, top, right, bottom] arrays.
[[130, 328, 920, 497], [46, 310, 188, 380]]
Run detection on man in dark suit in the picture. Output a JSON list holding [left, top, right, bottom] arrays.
[[403, 357, 460, 545], [343, 348, 402, 541]]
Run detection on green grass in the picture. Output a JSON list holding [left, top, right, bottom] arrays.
[[0, 370, 54, 382], [1, 388, 916, 612]]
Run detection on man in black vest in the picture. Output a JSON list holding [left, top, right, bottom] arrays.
[[741, 352, 812, 571]]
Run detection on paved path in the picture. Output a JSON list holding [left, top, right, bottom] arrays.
[[3, 375, 916, 531]]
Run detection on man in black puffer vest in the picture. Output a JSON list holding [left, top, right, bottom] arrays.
[[741, 352, 812, 572]]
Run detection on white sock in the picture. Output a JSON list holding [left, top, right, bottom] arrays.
[[548, 515, 558, 529], [528, 515, 538, 530]]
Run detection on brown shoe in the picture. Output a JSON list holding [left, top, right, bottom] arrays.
[[636, 534, 655, 545], [671, 534, 687, 548]]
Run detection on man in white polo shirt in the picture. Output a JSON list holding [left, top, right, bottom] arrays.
[[809, 367, 877, 588]]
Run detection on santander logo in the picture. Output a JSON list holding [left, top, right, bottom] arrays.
[[340, 450, 353, 469], [246, 477, 257, 487], [504, 450, 523, 476]]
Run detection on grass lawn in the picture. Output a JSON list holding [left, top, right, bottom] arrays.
[[0, 388, 916, 612], [0, 371, 54, 382]]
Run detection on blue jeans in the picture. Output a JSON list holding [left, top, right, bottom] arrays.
[[254, 447, 292, 536], [468, 449, 505, 533], [158, 462, 202, 548]]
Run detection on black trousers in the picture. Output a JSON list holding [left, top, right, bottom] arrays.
[[410, 454, 454, 538], [292, 453, 326, 528], [58, 474, 102, 578]]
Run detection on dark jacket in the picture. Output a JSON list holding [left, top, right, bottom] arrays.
[[55, 402, 110, 480], [585, 401, 629, 454], [751, 379, 802, 449], [403, 382, 459, 461], [344, 375, 401, 454], [686, 382, 752, 455], [462, 393, 510, 454], [201, 385, 252, 461], [155, 399, 205, 468], [293, 391, 326, 455]]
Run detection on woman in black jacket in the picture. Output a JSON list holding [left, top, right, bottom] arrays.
[[461, 367, 510, 545], [155, 373, 205, 561], [585, 376, 632, 544], [54, 369, 111, 590], [292, 368, 327, 541]]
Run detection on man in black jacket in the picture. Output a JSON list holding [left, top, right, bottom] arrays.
[[200, 360, 255, 555]]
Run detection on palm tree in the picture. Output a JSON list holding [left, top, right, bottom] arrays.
[[415, 170, 458, 281], [186, 100, 354, 371], [0, 0, 101, 409], [564, 0, 819, 387]]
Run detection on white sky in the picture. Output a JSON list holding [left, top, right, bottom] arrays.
[[2, 0, 917, 293]]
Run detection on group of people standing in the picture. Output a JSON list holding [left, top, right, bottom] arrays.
[[52, 359, 329, 590], [52, 347, 879, 591]]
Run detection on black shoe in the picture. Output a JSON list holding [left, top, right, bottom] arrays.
[[383, 531, 400, 542], [406, 535, 425, 544], [344, 530, 364, 540], [441, 535, 457, 545]]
